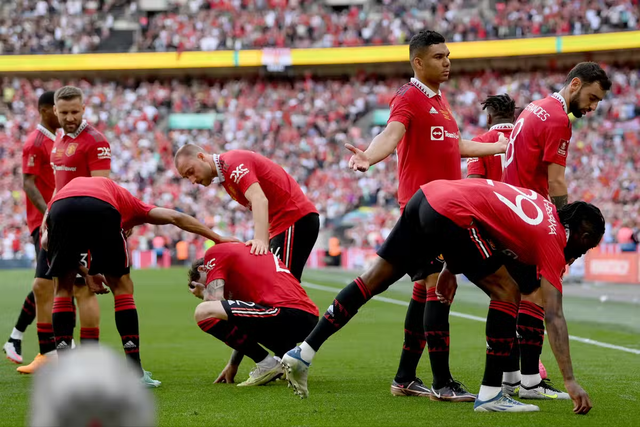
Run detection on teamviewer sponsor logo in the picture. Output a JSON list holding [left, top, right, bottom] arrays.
[[431, 126, 444, 141]]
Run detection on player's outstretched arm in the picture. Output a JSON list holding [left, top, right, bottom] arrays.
[[459, 133, 508, 158], [541, 277, 592, 415], [244, 183, 270, 255], [346, 121, 405, 172], [147, 208, 238, 244], [215, 350, 244, 384]]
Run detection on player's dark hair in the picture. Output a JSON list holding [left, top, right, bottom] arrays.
[[564, 62, 612, 91], [481, 94, 516, 120], [557, 201, 605, 238], [409, 30, 446, 60], [38, 91, 56, 109], [188, 258, 205, 285]]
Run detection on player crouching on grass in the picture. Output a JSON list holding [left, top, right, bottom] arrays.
[[42, 176, 237, 387], [187, 242, 319, 387], [282, 179, 601, 415]]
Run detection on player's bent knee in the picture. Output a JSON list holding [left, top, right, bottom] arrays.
[[424, 273, 439, 289], [194, 301, 226, 323], [521, 287, 543, 304]]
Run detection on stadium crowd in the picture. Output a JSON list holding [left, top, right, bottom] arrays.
[[1, 0, 638, 54], [1, 65, 639, 259]]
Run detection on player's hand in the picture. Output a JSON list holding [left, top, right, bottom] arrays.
[[214, 363, 239, 384], [345, 143, 370, 172], [565, 380, 592, 414], [217, 236, 242, 244], [495, 133, 508, 153], [246, 239, 269, 255], [435, 268, 458, 305], [86, 274, 110, 295], [40, 228, 49, 251], [189, 281, 205, 299], [123, 229, 133, 239]]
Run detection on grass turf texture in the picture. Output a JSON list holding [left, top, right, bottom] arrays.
[[1, 267, 639, 426]]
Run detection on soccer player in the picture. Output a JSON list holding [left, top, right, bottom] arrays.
[[501, 62, 611, 400], [3, 91, 59, 365], [174, 145, 319, 282], [345, 30, 507, 400], [187, 242, 319, 386], [42, 176, 235, 385], [466, 94, 516, 181], [283, 179, 601, 415]]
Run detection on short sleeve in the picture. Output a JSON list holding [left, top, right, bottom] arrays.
[[87, 138, 112, 172], [541, 118, 571, 167], [205, 248, 229, 283], [22, 141, 43, 175], [537, 240, 566, 293], [224, 153, 260, 194], [388, 91, 414, 129], [121, 188, 156, 229]]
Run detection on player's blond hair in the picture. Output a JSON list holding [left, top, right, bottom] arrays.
[[54, 86, 84, 104], [174, 143, 206, 165]]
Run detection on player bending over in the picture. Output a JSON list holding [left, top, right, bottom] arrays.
[[42, 176, 235, 386], [282, 179, 601, 415], [187, 243, 318, 386]]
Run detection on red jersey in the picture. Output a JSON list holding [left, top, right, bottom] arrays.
[[502, 93, 572, 198], [466, 123, 514, 181], [50, 177, 156, 231], [388, 78, 461, 210], [51, 121, 111, 191], [423, 179, 567, 292], [215, 151, 318, 238], [22, 126, 56, 233], [203, 243, 318, 315]]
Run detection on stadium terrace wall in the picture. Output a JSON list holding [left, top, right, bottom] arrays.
[[1, 31, 639, 76]]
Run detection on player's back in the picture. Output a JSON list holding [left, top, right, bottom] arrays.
[[389, 80, 461, 210], [205, 243, 318, 315], [466, 124, 513, 181], [502, 94, 571, 198], [51, 121, 111, 190]]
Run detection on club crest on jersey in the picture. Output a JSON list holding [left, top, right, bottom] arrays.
[[431, 126, 444, 141], [65, 143, 78, 157], [230, 164, 250, 184], [28, 155, 36, 167], [53, 147, 63, 159], [557, 140, 569, 157]]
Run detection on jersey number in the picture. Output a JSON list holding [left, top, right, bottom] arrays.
[[503, 117, 525, 168], [272, 253, 292, 274], [486, 180, 543, 225]]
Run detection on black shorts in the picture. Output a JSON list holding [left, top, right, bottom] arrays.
[[222, 300, 318, 358], [32, 228, 52, 280], [377, 189, 502, 283], [46, 196, 131, 278], [504, 260, 540, 295], [270, 213, 320, 282]]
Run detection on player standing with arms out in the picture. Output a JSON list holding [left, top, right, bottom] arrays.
[[187, 243, 318, 387], [467, 94, 516, 181], [344, 30, 507, 400], [501, 62, 611, 400], [41, 177, 234, 385], [3, 92, 59, 365], [174, 145, 319, 282]]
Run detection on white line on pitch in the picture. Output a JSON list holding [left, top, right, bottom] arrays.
[[302, 281, 640, 356]]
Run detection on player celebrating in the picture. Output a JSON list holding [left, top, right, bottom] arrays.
[[283, 179, 601, 416], [42, 176, 235, 384], [3, 92, 59, 365], [174, 145, 319, 282], [501, 62, 611, 400], [466, 94, 517, 181], [344, 30, 507, 400], [187, 242, 319, 386]]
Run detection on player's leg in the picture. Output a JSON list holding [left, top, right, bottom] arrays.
[[471, 266, 539, 413], [270, 213, 320, 282], [74, 282, 101, 343], [4, 290, 35, 364], [195, 300, 277, 384], [52, 270, 79, 352]]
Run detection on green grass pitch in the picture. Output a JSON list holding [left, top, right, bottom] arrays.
[[1, 267, 639, 426]]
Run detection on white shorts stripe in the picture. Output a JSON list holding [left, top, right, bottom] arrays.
[[470, 227, 490, 258], [231, 307, 280, 317], [284, 225, 293, 268]]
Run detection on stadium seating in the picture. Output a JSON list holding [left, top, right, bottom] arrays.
[[1, 65, 638, 259]]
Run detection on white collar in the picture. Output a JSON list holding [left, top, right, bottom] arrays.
[[410, 78, 441, 98], [551, 92, 568, 114], [36, 124, 57, 141], [212, 154, 225, 184], [489, 123, 515, 131], [64, 120, 88, 139]]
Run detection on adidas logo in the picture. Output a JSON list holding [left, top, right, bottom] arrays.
[[123, 341, 137, 349], [429, 107, 438, 115], [56, 341, 69, 350]]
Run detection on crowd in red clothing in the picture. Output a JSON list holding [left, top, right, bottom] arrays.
[[1, 65, 639, 259]]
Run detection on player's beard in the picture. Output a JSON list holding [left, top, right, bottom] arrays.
[[568, 90, 583, 118], [63, 123, 77, 133]]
